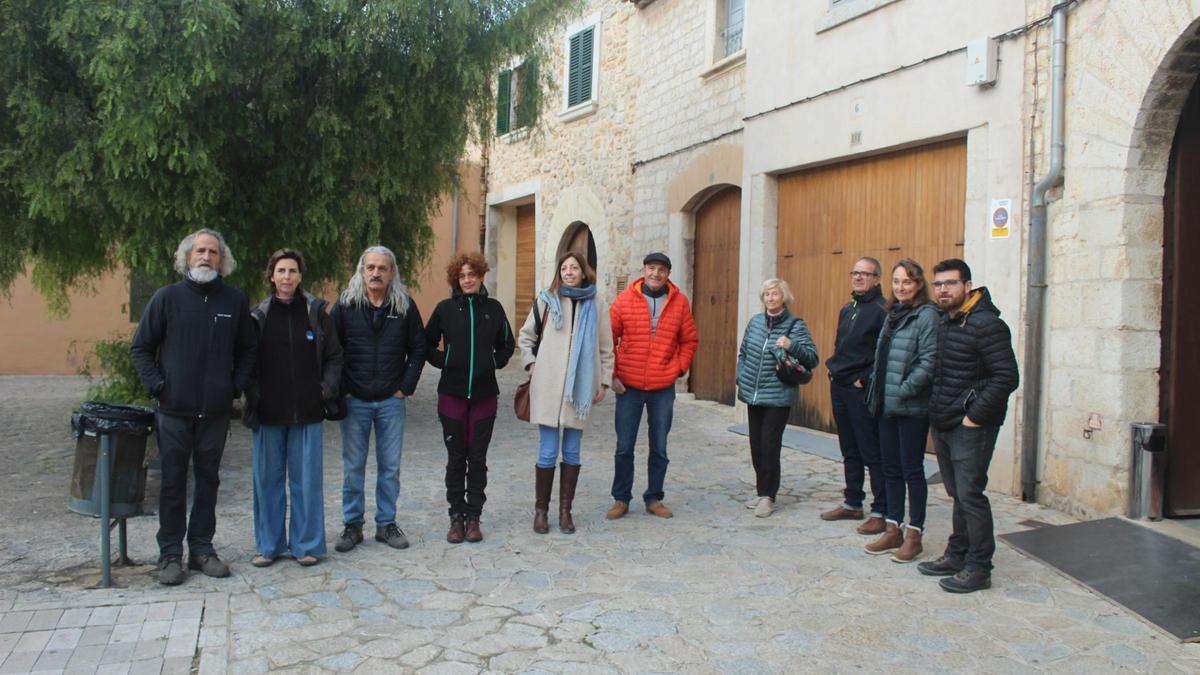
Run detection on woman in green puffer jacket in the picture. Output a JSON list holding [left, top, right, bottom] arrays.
[[863, 258, 938, 564], [735, 278, 819, 518]]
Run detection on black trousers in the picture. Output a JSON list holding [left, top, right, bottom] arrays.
[[829, 381, 886, 514], [747, 405, 791, 499], [441, 414, 495, 517], [931, 424, 1000, 573], [155, 412, 230, 560]]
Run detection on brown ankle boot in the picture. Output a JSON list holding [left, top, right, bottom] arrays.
[[534, 465, 555, 534], [446, 515, 465, 544], [891, 527, 923, 563], [558, 463, 580, 534], [464, 515, 483, 543], [864, 522, 904, 555], [856, 516, 886, 535]]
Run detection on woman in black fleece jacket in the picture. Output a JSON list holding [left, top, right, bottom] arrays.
[[425, 252, 516, 543]]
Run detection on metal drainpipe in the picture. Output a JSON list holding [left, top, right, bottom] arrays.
[[1021, 1, 1068, 503]]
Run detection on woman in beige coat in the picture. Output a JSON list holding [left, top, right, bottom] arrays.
[[518, 251, 614, 535]]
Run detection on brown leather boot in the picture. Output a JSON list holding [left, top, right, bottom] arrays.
[[820, 506, 864, 521], [856, 516, 886, 535], [864, 522, 904, 555], [534, 465, 555, 534], [891, 527, 923, 563], [446, 515, 465, 544], [464, 515, 483, 543], [559, 462, 580, 534]]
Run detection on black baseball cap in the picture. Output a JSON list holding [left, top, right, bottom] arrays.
[[643, 252, 672, 269]]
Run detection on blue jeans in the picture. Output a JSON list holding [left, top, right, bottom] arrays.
[[878, 414, 930, 531], [538, 425, 582, 468], [252, 422, 326, 558], [830, 381, 886, 516], [340, 396, 406, 527], [611, 386, 675, 504]]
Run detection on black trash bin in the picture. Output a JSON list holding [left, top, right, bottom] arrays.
[[69, 402, 155, 518]]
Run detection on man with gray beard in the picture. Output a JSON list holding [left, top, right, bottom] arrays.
[[132, 228, 257, 585]]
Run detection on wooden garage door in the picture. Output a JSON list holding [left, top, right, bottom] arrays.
[[777, 139, 966, 431], [690, 186, 741, 405], [516, 204, 536, 324]]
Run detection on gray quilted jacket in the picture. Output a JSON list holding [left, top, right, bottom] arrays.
[[736, 309, 819, 408], [866, 302, 938, 418]]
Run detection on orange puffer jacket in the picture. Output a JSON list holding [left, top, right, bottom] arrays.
[[610, 279, 700, 391]]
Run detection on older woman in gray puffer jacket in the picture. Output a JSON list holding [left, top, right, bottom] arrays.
[[735, 278, 819, 518], [863, 258, 938, 564]]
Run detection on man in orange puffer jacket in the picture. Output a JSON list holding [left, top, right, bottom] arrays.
[[605, 252, 700, 520]]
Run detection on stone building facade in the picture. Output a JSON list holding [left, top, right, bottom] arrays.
[[489, 0, 1200, 521]]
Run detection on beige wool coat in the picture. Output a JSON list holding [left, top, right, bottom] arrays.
[[518, 294, 614, 429]]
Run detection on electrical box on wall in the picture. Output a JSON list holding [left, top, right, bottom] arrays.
[[966, 37, 999, 87]]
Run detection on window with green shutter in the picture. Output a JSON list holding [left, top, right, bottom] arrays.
[[566, 26, 594, 108], [496, 69, 512, 134], [496, 61, 539, 136]]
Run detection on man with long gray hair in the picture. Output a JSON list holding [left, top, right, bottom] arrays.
[[131, 228, 256, 585], [330, 245, 426, 553]]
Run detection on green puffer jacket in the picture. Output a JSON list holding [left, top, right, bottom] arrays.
[[866, 302, 938, 418], [736, 309, 819, 408]]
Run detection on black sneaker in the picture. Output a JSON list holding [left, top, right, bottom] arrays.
[[157, 557, 185, 586], [939, 569, 992, 593], [335, 524, 363, 552], [918, 555, 965, 577], [375, 523, 410, 549], [188, 553, 231, 578]]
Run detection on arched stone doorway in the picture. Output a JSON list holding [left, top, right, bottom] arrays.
[[689, 186, 741, 405], [1127, 15, 1200, 516], [1162, 68, 1200, 516], [556, 221, 597, 272]]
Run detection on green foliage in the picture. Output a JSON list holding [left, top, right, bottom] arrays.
[[0, 0, 578, 307], [72, 333, 152, 406]]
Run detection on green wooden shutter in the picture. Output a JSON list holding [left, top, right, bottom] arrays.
[[516, 59, 538, 128], [567, 27, 593, 108], [496, 69, 512, 134]]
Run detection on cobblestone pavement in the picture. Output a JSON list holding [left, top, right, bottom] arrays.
[[2, 370, 1199, 673]]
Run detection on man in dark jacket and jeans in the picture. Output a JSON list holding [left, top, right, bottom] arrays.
[[919, 258, 1018, 593], [821, 257, 888, 535], [330, 246, 426, 553], [131, 228, 257, 585]]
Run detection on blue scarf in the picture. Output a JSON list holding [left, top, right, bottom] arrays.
[[538, 284, 598, 419]]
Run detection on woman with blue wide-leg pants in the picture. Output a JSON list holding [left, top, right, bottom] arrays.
[[243, 249, 343, 567]]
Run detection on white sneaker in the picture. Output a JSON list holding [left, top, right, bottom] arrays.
[[755, 497, 775, 518], [745, 496, 762, 509]]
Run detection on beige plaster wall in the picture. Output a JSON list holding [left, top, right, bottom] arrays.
[[743, 0, 1029, 493], [1, 170, 482, 375]]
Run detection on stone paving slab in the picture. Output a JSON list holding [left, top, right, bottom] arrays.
[[1, 371, 1199, 672], [0, 596, 205, 675]]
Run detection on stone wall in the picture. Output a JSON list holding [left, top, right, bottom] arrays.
[[1028, 0, 1200, 517], [484, 0, 638, 309]]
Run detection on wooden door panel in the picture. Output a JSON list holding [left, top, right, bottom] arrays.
[[778, 139, 967, 431], [1165, 82, 1200, 515], [516, 204, 536, 325], [691, 187, 741, 405]]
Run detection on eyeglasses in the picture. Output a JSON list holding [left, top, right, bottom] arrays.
[[931, 280, 963, 289], [849, 271, 879, 278]]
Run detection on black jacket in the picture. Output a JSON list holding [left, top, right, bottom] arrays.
[[332, 297, 426, 401], [928, 287, 1020, 431], [243, 291, 343, 428], [425, 289, 516, 399], [130, 277, 257, 417], [825, 285, 887, 386]]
